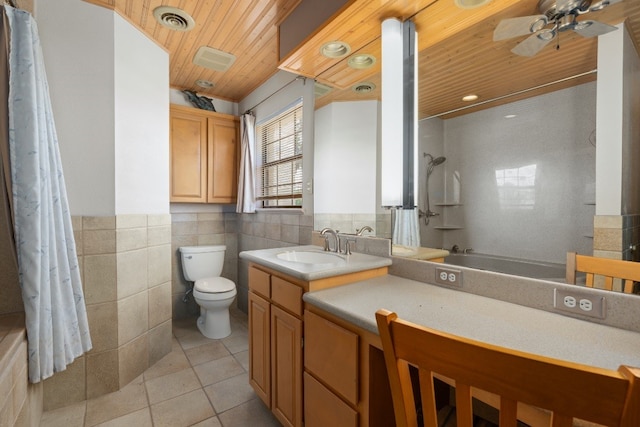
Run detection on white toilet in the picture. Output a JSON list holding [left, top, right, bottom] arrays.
[[179, 245, 237, 339]]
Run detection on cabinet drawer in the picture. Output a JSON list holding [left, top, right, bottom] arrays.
[[249, 267, 271, 298], [304, 372, 357, 427], [304, 310, 358, 405], [272, 276, 303, 317]]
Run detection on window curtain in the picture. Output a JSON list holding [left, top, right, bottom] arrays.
[[5, 6, 92, 383], [392, 208, 420, 247], [236, 112, 256, 213]]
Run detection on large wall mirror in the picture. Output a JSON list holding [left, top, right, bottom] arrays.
[[312, 0, 640, 285]]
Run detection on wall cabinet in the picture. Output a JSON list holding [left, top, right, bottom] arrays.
[[170, 104, 239, 203], [247, 262, 389, 427]]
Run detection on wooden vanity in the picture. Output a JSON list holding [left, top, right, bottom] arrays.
[[245, 253, 390, 427]]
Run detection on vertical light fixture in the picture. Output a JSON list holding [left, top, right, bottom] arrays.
[[381, 18, 418, 208]]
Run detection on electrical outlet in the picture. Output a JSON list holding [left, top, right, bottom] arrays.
[[554, 288, 606, 319], [435, 267, 462, 287]]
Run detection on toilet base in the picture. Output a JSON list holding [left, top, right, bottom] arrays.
[[197, 308, 231, 339]]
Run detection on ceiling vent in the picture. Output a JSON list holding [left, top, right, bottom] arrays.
[[352, 82, 376, 94], [314, 82, 334, 97], [193, 46, 237, 72], [153, 6, 195, 32]]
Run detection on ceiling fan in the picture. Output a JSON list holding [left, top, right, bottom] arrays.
[[493, 0, 622, 57]]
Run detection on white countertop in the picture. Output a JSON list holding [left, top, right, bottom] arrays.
[[303, 274, 640, 371], [239, 245, 392, 281]]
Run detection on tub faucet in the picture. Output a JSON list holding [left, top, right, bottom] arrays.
[[320, 228, 340, 252], [463, 247, 473, 254], [356, 226, 373, 236], [450, 244, 460, 254]]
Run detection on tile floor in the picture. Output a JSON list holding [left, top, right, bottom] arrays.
[[40, 308, 281, 427]]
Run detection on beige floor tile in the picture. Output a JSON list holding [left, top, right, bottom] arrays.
[[184, 341, 231, 367], [193, 355, 245, 387], [145, 367, 201, 405], [150, 389, 215, 427], [171, 317, 198, 338], [216, 398, 280, 427], [142, 346, 191, 381], [176, 328, 217, 351], [221, 330, 248, 354], [203, 373, 255, 413], [94, 408, 153, 427], [190, 417, 222, 427], [39, 401, 86, 427], [85, 375, 148, 426], [233, 350, 249, 372]]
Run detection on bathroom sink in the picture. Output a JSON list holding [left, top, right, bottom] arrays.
[[276, 250, 347, 266]]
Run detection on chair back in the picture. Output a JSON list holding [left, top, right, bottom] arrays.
[[566, 252, 640, 293], [375, 309, 640, 427]]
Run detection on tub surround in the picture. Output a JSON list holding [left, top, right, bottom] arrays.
[[303, 275, 640, 370]]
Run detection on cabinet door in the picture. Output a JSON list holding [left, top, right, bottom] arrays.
[[304, 372, 358, 427], [249, 291, 271, 407], [207, 117, 238, 203], [170, 111, 208, 202], [271, 305, 303, 427]]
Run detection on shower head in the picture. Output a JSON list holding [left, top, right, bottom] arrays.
[[424, 153, 446, 167]]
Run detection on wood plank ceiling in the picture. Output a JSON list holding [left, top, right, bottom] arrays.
[[84, 0, 640, 119]]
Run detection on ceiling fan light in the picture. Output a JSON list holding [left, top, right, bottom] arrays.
[[574, 21, 593, 31], [454, 0, 492, 9], [530, 17, 548, 33], [537, 29, 556, 41]]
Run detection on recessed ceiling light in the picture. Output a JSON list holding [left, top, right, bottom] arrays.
[[348, 54, 377, 69], [454, 0, 492, 9], [196, 79, 214, 89], [153, 6, 195, 32], [462, 94, 479, 102], [320, 41, 351, 59]]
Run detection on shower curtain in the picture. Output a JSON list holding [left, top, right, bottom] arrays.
[[236, 113, 256, 213], [392, 208, 420, 247], [5, 6, 91, 383]]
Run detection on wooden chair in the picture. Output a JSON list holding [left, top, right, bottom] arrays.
[[566, 252, 640, 294], [375, 309, 640, 427]]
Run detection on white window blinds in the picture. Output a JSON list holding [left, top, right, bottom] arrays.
[[256, 101, 303, 208]]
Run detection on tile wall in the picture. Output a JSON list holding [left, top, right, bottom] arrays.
[[593, 214, 640, 292], [42, 215, 173, 411], [313, 212, 392, 239]]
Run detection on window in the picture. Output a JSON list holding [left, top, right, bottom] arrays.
[[495, 164, 537, 209], [256, 101, 303, 208]]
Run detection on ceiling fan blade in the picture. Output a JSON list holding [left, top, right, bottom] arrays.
[[493, 15, 548, 41], [511, 33, 553, 57], [574, 20, 618, 38]]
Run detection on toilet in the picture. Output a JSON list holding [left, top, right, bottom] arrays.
[[179, 245, 237, 339]]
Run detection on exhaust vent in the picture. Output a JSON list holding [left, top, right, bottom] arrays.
[[314, 82, 334, 97], [193, 46, 236, 72], [153, 6, 195, 32], [352, 82, 376, 94]]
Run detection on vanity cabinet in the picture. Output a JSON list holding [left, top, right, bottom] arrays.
[[170, 104, 239, 203], [247, 262, 390, 427]]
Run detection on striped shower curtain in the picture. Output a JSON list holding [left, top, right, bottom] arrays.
[[4, 5, 91, 383]]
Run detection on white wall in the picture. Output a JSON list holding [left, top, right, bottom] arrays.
[[114, 15, 169, 215], [37, 0, 170, 215], [37, 0, 116, 215], [314, 101, 378, 214], [621, 25, 640, 214], [420, 83, 596, 263]]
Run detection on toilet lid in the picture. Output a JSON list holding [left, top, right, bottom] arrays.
[[195, 277, 235, 293]]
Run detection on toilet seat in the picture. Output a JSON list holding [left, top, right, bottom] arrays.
[[194, 277, 235, 293]]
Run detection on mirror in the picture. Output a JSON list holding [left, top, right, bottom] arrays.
[[313, 0, 638, 283]]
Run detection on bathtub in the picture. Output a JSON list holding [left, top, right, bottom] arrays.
[[443, 253, 567, 281]]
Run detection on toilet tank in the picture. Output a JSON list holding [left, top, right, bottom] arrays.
[[179, 245, 226, 282]]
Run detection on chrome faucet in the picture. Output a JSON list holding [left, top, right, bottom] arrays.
[[450, 244, 460, 254], [356, 225, 373, 236], [320, 228, 340, 252]]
